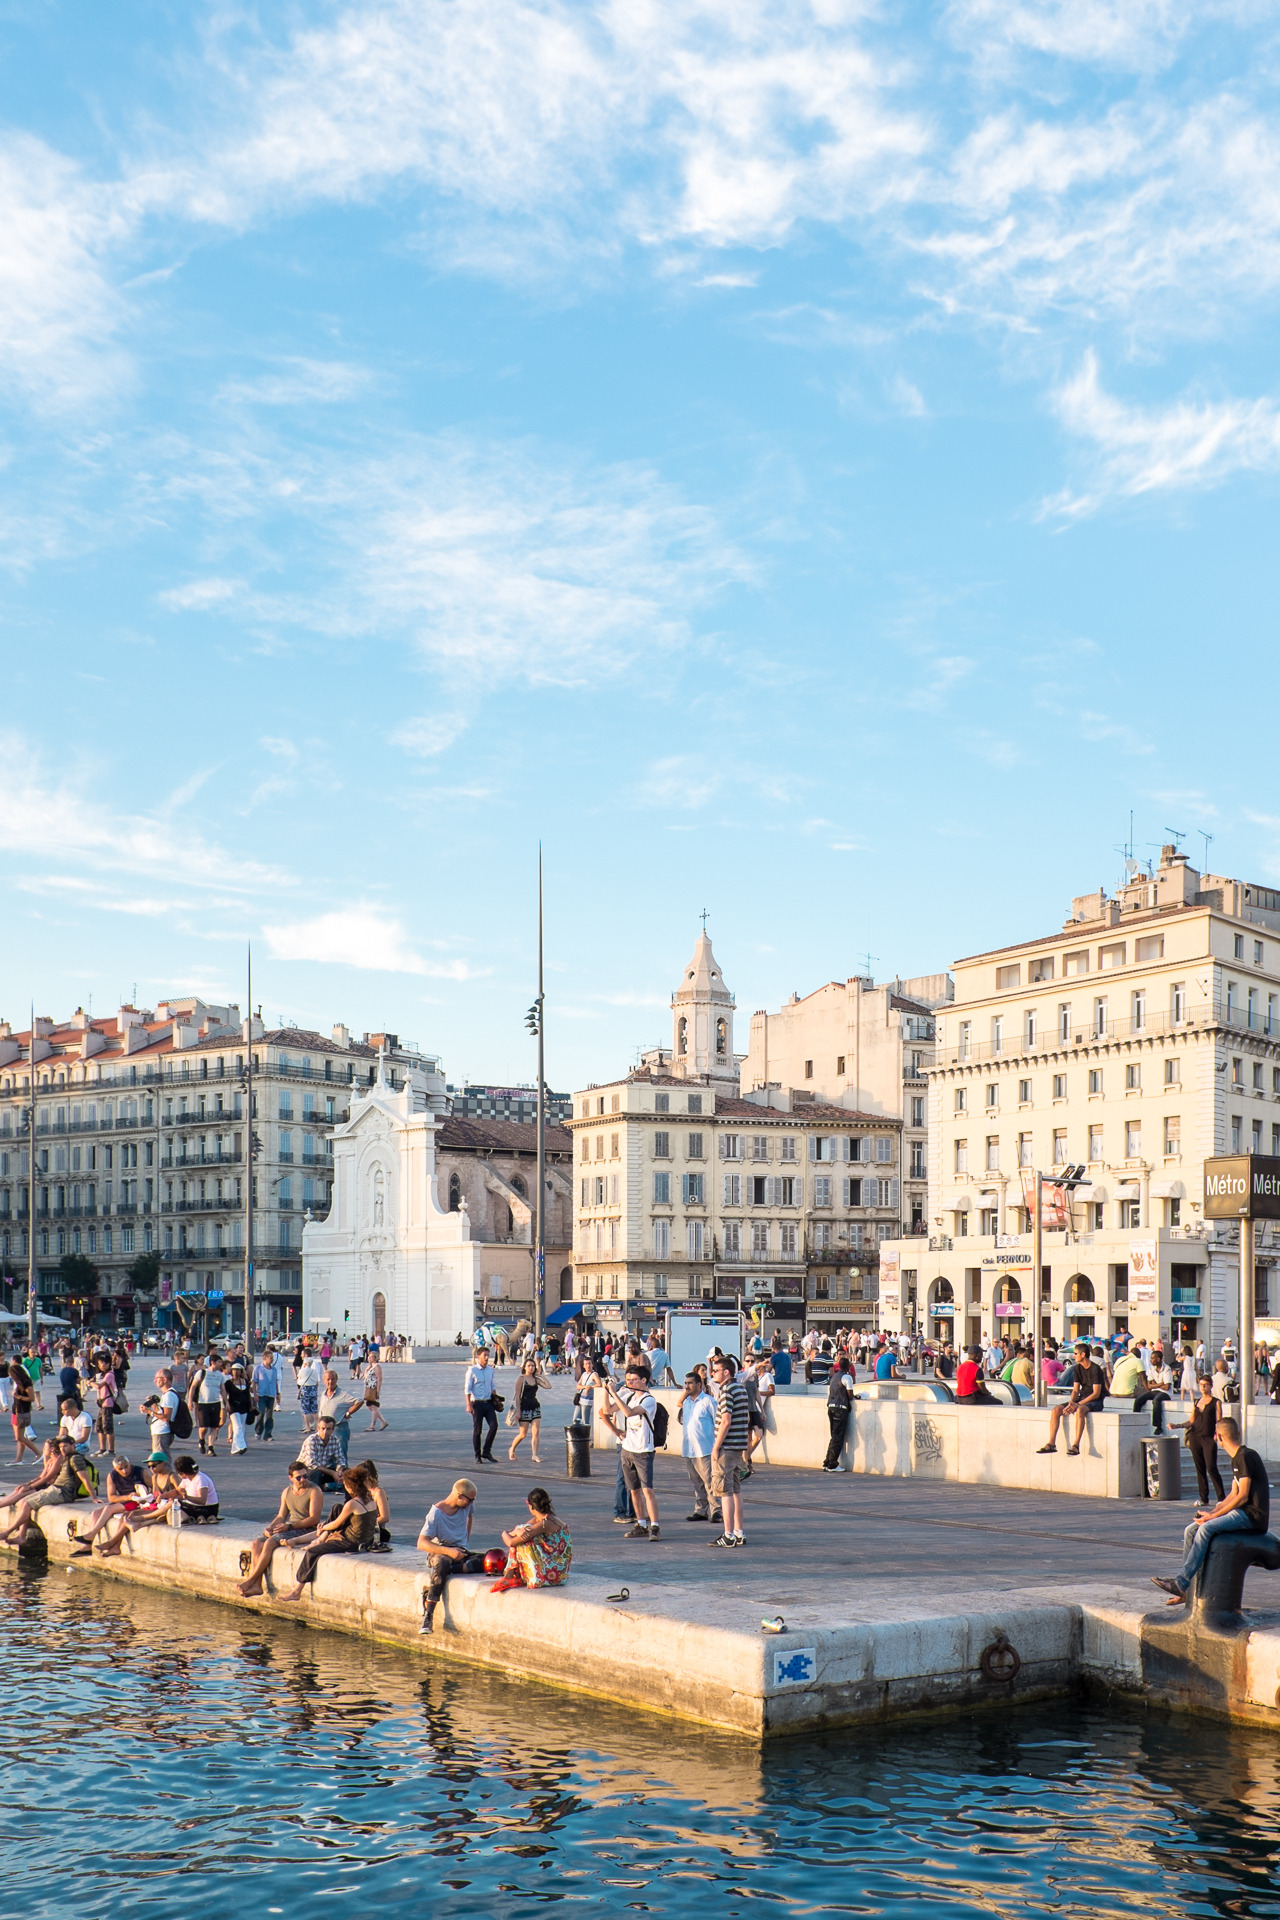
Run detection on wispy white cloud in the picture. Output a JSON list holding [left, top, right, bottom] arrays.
[[1044, 350, 1280, 516], [948, 0, 1222, 70], [0, 134, 132, 410], [216, 359, 371, 406], [263, 905, 481, 977], [157, 576, 241, 611], [155, 429, 748, 695], [0, 731, 291, 892]]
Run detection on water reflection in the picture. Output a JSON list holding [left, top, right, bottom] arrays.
[[5, 1562, 1280, 1920]]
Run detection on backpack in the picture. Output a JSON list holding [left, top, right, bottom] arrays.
[[650, 1400, 670, 1449], [172, 1399, 194, 1440]]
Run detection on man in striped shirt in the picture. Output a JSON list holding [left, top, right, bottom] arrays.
[[709, 1353, 749, 1548]]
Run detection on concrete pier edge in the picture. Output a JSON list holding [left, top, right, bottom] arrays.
[[8, 1513, 1280, 1739]]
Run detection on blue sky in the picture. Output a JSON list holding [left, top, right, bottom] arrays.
[[4, 0, 1280, 1088]]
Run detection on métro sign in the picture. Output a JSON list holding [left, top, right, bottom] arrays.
[[1203, 1154, 1280, 1220]]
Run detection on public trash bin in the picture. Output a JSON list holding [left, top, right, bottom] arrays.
[[1143, 1434, 1182, 1501], [565, 1422, 592, 1478]]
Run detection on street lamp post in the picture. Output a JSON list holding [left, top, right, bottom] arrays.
[[526, 850, 546, 1342]]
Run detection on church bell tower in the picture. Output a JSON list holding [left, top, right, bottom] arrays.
[[671, 925, 736, 1083]]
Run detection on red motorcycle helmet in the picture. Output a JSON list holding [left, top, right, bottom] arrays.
[[482, 1548, 506, 1575]]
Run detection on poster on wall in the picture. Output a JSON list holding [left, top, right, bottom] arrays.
[[1129, 1238, 1158, 1310], [879, 1248, 901, 1320]]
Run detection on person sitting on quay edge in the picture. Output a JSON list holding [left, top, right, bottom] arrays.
[[279, 1465, 378, 1603], [237, 1461, 325, 1595], [954, 1346, 999, 1406], [94, 1458, 181, 1555], [489, 1486, 572, 1593], [417, 1476, 479, 1634], [171, 1454, 220, 1523], [1037, 1341, 1106, 1455], [0, 1436, 95, 1551], [1152, 1415, 1270, 1603], [298, 1416, 346, 1492], [71, 1454, 148, 1554]]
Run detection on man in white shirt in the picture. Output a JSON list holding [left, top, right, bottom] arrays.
[[464, 1346, 498, 1464], [58, 1398, 93, 1449], [601, 1364, 661, 1540], [677, 1371, 720, 1523]]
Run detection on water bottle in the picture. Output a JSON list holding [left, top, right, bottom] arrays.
[[168, 1502, 184, 1528]]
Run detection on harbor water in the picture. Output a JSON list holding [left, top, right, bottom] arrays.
[[6, 1562, 1280, 1919]]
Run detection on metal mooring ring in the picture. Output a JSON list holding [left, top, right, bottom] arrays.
[[979, 1633, 1022, 1683]]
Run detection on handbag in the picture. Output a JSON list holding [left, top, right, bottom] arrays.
[[115, 1388, 129, 1414], [492, 1391, 506, 1412]]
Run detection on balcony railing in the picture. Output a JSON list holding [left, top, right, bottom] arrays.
[[942, 998, 1280, 1069]]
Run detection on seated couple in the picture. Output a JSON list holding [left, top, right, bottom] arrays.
[[417, 1480, 570, 1635], [236, 1459, 389, 1601]]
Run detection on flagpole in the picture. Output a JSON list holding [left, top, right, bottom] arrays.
[[244, 943, 254, 1348], [27, 1000, 37, 1348]]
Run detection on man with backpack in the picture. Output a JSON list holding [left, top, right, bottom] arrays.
[[823, 1349, 856, 1471], [600, 1362, 664, 1540]]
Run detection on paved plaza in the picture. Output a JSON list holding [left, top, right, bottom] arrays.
[[1, 1355, 1194, 1601]]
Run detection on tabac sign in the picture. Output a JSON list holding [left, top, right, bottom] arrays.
[[1203, 1154, 1280, 1220]]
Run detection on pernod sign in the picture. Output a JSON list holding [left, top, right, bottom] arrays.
[[1203, 1154, 1280, 1220]]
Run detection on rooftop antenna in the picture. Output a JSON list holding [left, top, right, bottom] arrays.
[[1164, 827, 1185, 851], [858, 948, 879, 977], [1199, 829, 1214, 870]]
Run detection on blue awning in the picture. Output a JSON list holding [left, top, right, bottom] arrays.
[[546, 1302, 585, 1326]]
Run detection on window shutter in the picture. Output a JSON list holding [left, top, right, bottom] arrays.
[[863, 1177, 877, 1207], [890, 1177, 900, 1209], [808, 1136, 817, 1162]]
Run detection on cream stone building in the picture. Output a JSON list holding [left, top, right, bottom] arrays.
[[879, 845, 1280, 1354], [741, 972, 952, 1238], [302, 1056, 478, 1342], [571, 934, 902, 1340]]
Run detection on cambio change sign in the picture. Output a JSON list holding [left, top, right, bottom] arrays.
[[1203, 1155, 1280, 1220]]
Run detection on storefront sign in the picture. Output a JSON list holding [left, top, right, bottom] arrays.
[[1204, 1154, 1280, 1219], [929, 1302, 955, 1316], [994, 1301, 1023, 1318], [980, 1251, 1033, 1268]]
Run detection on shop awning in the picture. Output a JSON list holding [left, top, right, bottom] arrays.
[[546, 1302, 585, 1326]]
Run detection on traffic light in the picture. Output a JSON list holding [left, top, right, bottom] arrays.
[[344, 1309, 350, 1322]]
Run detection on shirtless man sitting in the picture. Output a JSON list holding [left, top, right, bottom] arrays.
[[237, 1463, 324, 1596]]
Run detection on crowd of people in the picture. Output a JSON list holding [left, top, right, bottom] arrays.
[[4, 1313, 1276, 1621]]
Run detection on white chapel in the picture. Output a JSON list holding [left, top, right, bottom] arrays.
[[302, 1055, 478, 1343]]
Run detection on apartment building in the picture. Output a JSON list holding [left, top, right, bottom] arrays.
[[879, 845, 1280, 1354], [0, 1000, 412, 1337], [741, 971, 952, 1238], [570, 935, 902, 1339]]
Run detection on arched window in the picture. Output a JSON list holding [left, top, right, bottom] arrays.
[[715, 1017, 727, 1056], [559, 1265, 574, 1301], [448, 1173, 462, 1212], [511, 1174, 527, 1198], [1066, 1275, 1095, 1304], [371, 1290, 386, 1338], [677, 1015, 688, 1055]]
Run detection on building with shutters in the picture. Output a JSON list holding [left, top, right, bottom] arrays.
[[878, 843, 1280, 1355], [741, 971, 952, 1240], [0, 1000, 432, 1338], [569, 933, 902, 1338]]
